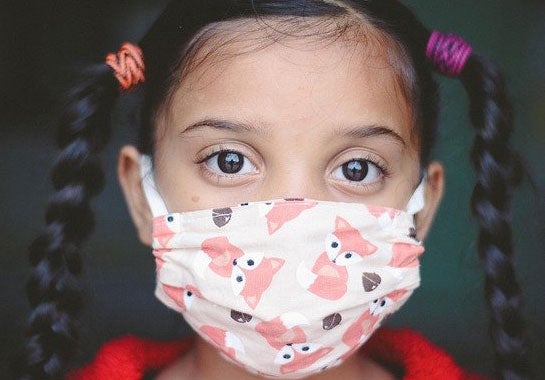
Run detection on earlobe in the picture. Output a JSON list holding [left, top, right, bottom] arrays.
[[117, 145, 153, 246], [415, 162, 445, 241]]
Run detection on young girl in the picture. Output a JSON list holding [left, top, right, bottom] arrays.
[[17, 0, 530, 379]]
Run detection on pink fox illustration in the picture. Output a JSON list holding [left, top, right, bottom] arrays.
[[153, 248, 169, 272], [201, 237, 284, 309], [297, 216, 377, 300], [255, 313, 308, 349], [276, 343, 333, 375], [256, 313, 333, 375], [366, 205, 400, 220], [232, 252, 285, 309], [162, 284, 203, 311], [200, 325, 245, 362], [305, 252, 348, 300], [201, 236, 245, 277], [366, 205, 402, 230], [152, 214, 180, 248], [342, 289, 409, 348], [264, 200, 318, 234], [388, 243, 424, 268]]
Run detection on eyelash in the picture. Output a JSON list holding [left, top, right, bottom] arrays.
[[196, 146, 257, 179], [196, 148, 390, 187], [334, 154, 390, 187]]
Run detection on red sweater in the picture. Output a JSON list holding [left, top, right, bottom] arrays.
[[69, 327, 487, 379]]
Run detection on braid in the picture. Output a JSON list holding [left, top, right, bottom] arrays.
[[17, 65, 118, 379], [461, 54, 529, 379]]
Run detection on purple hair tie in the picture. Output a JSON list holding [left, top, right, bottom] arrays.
[[426, 30, 472, 77]]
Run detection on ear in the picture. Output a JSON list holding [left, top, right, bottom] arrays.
[[414, 161, 444, 241], [335, 216, 351, 231], [117, 145, 153, 246]]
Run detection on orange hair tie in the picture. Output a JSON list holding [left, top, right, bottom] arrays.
[[105, 42, 145, 91]]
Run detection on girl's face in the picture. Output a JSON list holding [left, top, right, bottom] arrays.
[[119, 28, 444, 244]]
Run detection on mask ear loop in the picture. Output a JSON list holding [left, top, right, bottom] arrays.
[[140, 154, 169, 217], [405, 173, 427, 216]]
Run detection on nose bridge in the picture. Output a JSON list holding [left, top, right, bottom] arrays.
[[262, 161, 327, 201]]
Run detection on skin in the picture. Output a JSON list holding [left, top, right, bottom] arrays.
[[118, 22, 444, 380]]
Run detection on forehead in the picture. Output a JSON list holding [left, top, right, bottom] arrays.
[[165, 19, 414, 145]]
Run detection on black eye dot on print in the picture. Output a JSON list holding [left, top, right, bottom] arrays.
[[167, 215, 174, 223], [302, 346, 309, 351], [233, 259, 237, 266], [344, 253, 352, 259], [331, 242, 339, 248], [247, 259, 254, 266], [236, 275, 243, 283], [186, 291, 192, 297]]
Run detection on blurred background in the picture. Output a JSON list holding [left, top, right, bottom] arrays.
[[1, 0, 544, 377]]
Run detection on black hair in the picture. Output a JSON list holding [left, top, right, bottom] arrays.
[[16, 1, 529, 379]]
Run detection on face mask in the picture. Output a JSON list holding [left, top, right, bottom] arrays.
[[140, 155, 425, 379]]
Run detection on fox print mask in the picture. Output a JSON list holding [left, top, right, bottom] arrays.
[[140, 155, 425, 379]]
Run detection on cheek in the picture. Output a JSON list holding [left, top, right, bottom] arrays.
[[156, 170, 260, 212], [363, 157, 420, 210], [160, 178, 220, 212], [388, 163, 422, 209]]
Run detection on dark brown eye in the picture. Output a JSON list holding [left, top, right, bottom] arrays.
[[204, 150, 256, 175], [342, 160, 368, 181], [332, 158, 382, 185], [218, 151, 244, 173]]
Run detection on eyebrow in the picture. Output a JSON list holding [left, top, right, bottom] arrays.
[[181, 118, 269, 136], [335, 125, 406, 146], [181, 118, 406, 146]]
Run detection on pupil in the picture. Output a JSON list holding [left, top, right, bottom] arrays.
[[345, 253, 352, 259], [342, 160, 368, 181], [186, 291, 193, 297], [283, 354, 291, 359], [218, 151, 243, 173], [167, 216, 174, 222], [331, 242, 339, 248], [381, 300, 386, 307], [236, 275, 243, 283], [247, 259, 254, 266], [302, 346, 309, 351]]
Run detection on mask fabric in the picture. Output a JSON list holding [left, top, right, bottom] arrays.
[[140, 155, 426, 379]]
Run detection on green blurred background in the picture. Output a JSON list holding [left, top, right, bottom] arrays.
[[1, 0, 544, 377]]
